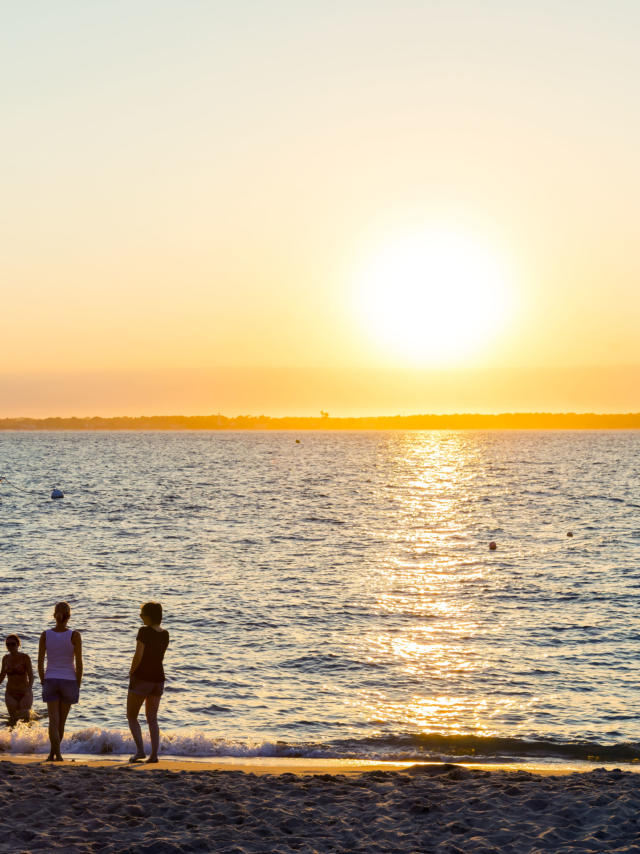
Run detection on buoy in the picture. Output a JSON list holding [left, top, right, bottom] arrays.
[[567, 531, 573, 537], [489, 541, 497, 551], [295, 439, 300, 444], [51, 488, 64, 500]]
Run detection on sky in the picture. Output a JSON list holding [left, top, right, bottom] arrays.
[[3, 1, 639, 416]]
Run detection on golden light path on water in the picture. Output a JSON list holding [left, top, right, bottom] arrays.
[[347, 432, 539, 740]]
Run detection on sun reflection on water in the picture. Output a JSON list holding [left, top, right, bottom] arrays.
[[358, 691, 530, 738], [352, 432, 512, 735]]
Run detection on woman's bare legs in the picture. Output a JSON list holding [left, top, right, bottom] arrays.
[[58, 701, 71, 741], [46, 700, 70, 761], [126, 691, 146, 761], [144, 695, 161, 762], [18, 689, 33, 722], [5, 694, 19, 727]]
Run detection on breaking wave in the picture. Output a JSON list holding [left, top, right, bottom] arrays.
[[2, 725, 640, 764]]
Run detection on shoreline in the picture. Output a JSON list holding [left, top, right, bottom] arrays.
[[3, 753, 640, 776]]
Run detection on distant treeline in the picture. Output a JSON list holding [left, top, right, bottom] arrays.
[[2, 413, 640, 430]]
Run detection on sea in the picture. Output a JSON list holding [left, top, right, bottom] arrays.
[[1, 430, 639, 765]]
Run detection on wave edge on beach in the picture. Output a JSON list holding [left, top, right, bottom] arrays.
[[2, 725, 639, 764]]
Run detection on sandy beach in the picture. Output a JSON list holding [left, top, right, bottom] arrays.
[[2, 758, 640, 853]]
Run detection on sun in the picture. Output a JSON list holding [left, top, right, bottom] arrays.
[[351, 226, 514, 366]]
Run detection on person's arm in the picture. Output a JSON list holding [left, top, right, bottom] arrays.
[[129, 641, 145, 678], [0, 655, 7, 685], [25, 655, 34, 690], [72, 631, 83, 686], [37, 632, 46, 683]]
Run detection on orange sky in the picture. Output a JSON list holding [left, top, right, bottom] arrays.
[[3, 2, 640, 416], [2, 365, 639, 419]]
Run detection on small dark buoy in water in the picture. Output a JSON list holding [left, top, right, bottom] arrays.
[[489, 541, 497, 551], [295, 439, 300, 444], [567, 531, 573, 537], [51, 488, 64, 500]]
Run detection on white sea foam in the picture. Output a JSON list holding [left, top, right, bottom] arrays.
[[4, 723, 637, 764], [0, 721, 51, 754], [0, 722, 303, 757]]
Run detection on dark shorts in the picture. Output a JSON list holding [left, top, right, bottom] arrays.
[[128, 677, 164, 698], [42, 678, 80, 704]]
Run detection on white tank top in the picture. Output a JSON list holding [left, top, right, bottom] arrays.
[[45, 629, 76, 679]]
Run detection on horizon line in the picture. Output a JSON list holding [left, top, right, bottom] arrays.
[[2, 412, 640, 430]]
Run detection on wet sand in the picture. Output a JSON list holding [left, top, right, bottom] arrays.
[[2, 757, 640, 852]]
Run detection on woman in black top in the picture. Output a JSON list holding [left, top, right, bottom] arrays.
[[127, 601, 169, 763]]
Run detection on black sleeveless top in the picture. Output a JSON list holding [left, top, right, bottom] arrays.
[[134, 626, 169, 682]]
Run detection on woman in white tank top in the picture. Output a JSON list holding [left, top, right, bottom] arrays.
[[37, 601, 83, 762]]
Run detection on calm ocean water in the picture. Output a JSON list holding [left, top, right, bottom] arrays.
[[1, 430, 639, 762]]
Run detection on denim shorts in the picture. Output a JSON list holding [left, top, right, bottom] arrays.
[[128, 677, 164, 698], [42, 678, 80, 704]]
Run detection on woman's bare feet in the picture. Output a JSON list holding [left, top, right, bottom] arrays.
[[128, 753, 146, 763], [45, 752, 63, 762], [145, 755, 158, 764]]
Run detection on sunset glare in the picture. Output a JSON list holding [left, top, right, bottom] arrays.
[[352, 228, 513, 367]]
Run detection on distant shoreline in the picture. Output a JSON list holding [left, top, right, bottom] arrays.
[[2, 413, 640, 430]]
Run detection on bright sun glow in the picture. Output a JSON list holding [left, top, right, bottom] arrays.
[[353, 227, 514, 366]]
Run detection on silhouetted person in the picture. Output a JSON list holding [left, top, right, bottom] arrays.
[[0, 635, 34, 725], [38, 602, 83, 761], [127, 601, 169, 763]]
